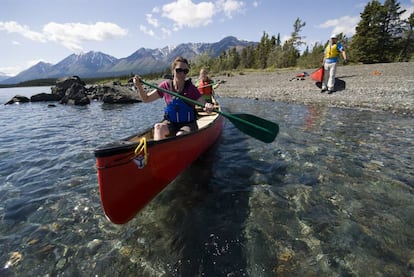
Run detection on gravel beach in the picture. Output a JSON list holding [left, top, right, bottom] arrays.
[[214, 62, 414, 115]]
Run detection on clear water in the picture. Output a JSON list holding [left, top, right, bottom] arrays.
[[0, 87, 413, 276]]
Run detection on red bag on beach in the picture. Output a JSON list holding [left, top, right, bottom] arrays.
[[311, 67, 324, 82]]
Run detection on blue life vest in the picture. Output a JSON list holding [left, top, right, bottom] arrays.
[[164, 80, 196, 123]]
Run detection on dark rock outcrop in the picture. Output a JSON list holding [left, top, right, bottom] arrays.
[[99, 84, 141, 104], [4, 95, 30, 105], [30, 93, 62, 102], [52, 76, 85, 99], [60, 82, 90, 106], [5, 75, 142, 106]]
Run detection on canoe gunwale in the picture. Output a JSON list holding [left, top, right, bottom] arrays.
[[94, 111, 220, 158]]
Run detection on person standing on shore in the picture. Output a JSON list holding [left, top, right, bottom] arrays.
[[321, 34, 347, 94]]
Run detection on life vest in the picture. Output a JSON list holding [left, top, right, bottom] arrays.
[[324, 43, 340, 59], [197, 79, 213, 96], [164, 80, 196, 123]]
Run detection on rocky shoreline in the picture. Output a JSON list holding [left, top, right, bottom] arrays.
[[213, 62, 414, 115], [4, 76, 141, 106], [5, 62, 413, 115]]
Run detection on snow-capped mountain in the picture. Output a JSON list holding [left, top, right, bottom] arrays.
[[0, 36, 256, 84]]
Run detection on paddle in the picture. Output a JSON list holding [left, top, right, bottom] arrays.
[[197, 80, 225, 89], [140, 79, 279, 143]]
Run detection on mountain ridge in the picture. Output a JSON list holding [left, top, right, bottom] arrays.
[[1, 36, 256, 84]]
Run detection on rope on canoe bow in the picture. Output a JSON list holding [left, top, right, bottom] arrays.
[[97, 137, 148, 170], [134, 137, 148, 166]]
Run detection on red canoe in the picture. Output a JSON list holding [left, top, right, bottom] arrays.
[[310, 66, 324, 82], [94, 107, 223, 224]]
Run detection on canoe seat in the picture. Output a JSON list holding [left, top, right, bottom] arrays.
[[197, 113, 218, 129]]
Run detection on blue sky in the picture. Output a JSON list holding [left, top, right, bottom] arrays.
[[1, 0, 414, 76]]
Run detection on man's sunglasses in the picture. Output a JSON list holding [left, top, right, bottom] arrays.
[[175, 68, 189, 74]]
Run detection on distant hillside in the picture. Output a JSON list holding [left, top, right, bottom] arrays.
[[1, 36, 256, 85]]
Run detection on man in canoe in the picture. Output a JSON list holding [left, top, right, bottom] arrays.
[[133, 56, 214, 140]]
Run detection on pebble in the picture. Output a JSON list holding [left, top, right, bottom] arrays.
[[215, 62, 414, 115]]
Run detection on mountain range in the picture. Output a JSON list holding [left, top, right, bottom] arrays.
[[1, 36, 256, 85]]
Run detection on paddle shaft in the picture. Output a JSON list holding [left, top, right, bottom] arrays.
[[140, 79, 273, 136], [198, 83, 214, 89], [198, 80, 222, 89], [139, 78, 279, 142]]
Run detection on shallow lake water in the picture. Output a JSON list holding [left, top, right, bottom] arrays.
[[0, 87, 413, 276]]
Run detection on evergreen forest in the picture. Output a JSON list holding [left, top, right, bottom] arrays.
[[191, 0, 414, 73]]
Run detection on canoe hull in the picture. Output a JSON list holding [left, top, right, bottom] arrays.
[[95, 113, 223, 224], [311, 66, 324, 82]]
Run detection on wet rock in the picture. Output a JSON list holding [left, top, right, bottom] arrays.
[[52, 76, 85, 99], [4, 95, 30, 105], [4, 251, 22, 268], [87, 238, 103, 253], [60, 82, 90, 105], [99, 84, 141, 104], [30, 92, 62, 102], [56, 258, 67, 270], [408, 251, 414, 270]]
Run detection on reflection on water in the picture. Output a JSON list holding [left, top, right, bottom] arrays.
[[0, 89, 413, 276]]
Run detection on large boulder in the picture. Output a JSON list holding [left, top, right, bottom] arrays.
[[52, 76, 85, 99], [30, 93, 62, 102], [60, 82, 90, 105], [4, 95, 30, 105], [98, 84, 141, 104]]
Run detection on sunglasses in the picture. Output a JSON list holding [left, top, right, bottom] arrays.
[[175, 68, 189, 74]]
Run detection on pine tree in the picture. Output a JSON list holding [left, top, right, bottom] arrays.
[[381, 0, 406, 61], [297, 42, 325, 68], [266, 34, 282, 69], [280, 18, 306, 67], [240, 45, 255, 69], [350, 0, 407, 63], [401, 12, 414, 61], [350, 0, 384, 63], [255, 32, 273, 69]]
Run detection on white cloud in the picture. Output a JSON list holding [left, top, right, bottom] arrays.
[[146, 14, 159, 27], [140, 25, 156, 37], [152, 6, 161, 13], [162, 0, 215, 29], [0, 66, 21, 76], [0, 21, 128, 52], [319, 15, 359, 37], [161, 27, 172, 37], [138, 0, 244, 39], [0, 21, 45, 42], [43, 22, 128, 52], [217, 0, 245, 18]]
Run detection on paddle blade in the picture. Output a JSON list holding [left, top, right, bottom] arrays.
[[226, 113, 279, 143]]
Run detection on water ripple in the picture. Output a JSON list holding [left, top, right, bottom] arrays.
[[0, 88, 413, 276]]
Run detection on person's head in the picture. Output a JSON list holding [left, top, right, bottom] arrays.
[[199, 68, 208, 80], [171, 56, 190, 79], [330, 34, 337, 43]]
